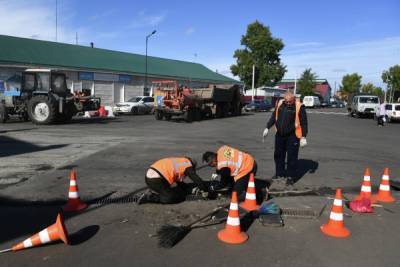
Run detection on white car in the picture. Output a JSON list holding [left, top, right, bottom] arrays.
[[385, 103, 400, 122], [303, 96, 321, 108], [113, 96, 154, 115]]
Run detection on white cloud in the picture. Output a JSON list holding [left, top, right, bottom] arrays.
[[289, 42, 324, 48], [0, 0, 82, 43], [129, 11, 167, 29], [282, 37, 400, 88], [185, 27, 195, 36]]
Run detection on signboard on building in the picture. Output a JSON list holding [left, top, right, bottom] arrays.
[[0, 80, 4, 92], [79, 72, 94, 81], [94, 73, 119, 82], [119, 74, 131, 83]]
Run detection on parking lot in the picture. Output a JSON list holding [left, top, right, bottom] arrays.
[[1, 108, 400, 266]]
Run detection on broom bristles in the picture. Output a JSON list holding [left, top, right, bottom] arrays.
[[156, 225, 191, 248]]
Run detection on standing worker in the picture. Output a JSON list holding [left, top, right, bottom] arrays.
[[202, 145, 262, 202], [262, 91, 308, 185], [376, 102, 386, 127], [138, 157, 208, 204]]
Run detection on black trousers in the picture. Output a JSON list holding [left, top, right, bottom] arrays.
[[145, 176, 188, 204], [274, 134, 300, 178], [220, 162, 261, 202]]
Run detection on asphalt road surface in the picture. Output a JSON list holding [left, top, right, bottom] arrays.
[[1, 109, 399, 267]]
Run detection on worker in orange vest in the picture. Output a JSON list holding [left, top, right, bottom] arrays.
[[137, 157, 208, 204], [202, 145, 260, 202], [263, 91, 308, 186]]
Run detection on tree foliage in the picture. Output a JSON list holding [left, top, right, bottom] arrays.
[[361, 82, 383, 98], [297, 68, 318, 97], [339, 73, 362, 99], [230, 20, 286, 88], [382, 65, 400, 102]]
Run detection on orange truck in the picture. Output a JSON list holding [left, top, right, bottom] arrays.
[[152, 80, 245, 122]]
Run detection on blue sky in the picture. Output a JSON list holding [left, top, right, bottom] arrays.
[[0, 0, 399, 89]]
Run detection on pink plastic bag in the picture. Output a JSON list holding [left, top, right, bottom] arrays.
[[349, 198, 374, 213]]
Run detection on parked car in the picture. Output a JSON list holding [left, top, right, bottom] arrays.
[[303, 96, 321, 108], [331, 101, 345, 108], [385, 103, 400, 122], [244, 99, 272, 112], [321, 101, 330, 108], [113, 96, 154, 115], [347, 94, 380, 118]]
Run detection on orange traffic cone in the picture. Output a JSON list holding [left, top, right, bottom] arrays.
[[240, 173, 260, 212], [321, 188, 350, 238], [372, 168, 395, 203], [354, 168, 372, 201], [98, 106, 107, 117], [63, 169, 87, 212], [10, 213, 69, 252], [218, 191, 248, 244]]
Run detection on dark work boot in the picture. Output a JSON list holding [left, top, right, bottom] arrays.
[[137, 190, 160, 205]]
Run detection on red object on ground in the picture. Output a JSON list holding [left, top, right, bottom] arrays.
[[349, 198, 374, 213]]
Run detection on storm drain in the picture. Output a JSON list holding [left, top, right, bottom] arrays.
[[280, 208, 318, 219]]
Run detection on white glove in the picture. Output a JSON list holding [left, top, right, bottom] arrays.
[[211, 173, 219, 180], [300, 137, 307, 148], [262, 128, 269, 142]]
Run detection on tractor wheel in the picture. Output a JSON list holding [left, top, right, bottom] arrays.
[[194, 108, 202, 121], [164, 114, 172, 121], [155, 110, 164, 120], [0, 104, 8, 123], [27, 95, 57, 125], [203, 106, 213, 119], [216, 103, 223, 118]]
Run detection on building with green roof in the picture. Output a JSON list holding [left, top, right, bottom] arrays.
[[0, 35, 238, 105]]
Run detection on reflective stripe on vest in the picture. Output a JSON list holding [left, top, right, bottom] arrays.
[[172, 159, 192, 180]]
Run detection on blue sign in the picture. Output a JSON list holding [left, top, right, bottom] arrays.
[[4, 90, 21, 97], [119, 74, 131, 83], [156, 96, 164, 106], [79, 72, 94, 81], [0, 81, 4, 93]]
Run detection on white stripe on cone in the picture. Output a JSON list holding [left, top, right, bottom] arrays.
[[380, 184, 390, 191], [23, 238, 33, 248], [227, 216, 240, 226], [70, 180, 77, 186], [364, 176, 371, 181], [361, 185, 371, 192], [330, 211, 343, 221], [39, 229, 51, 243], [229, 203, 238, 210], [245, 193, 256, 200], [248, 182, 255, 187], [382, 175, 389, 181], [333, 199, 343, 206], [69, 191, 79, 198]]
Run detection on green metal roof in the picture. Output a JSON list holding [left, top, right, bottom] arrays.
[[0, 35, 237, 83]]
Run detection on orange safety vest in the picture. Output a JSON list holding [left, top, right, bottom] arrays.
[[216, 145, 254, 181], [151, 158, 193, 185], [275, 99, 303, 139]]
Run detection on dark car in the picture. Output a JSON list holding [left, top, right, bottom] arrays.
[[244, 99, 272, 112], [331, 101, 344, 108], [321, 101, 330, 108]]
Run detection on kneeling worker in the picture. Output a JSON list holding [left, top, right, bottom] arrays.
[[202, 145, 260, 202], [138, 157, 208, 204]]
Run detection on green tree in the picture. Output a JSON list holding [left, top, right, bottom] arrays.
[[340, 73, 362, 100], [382, 65, 400, 102], [297, 68, 318, 97], [230, 20, 286, 88], [361, 82, 384, 99]]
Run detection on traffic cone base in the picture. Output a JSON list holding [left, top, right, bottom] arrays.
[[63, 200, 87, 212], [320, 223, 350, 238], [218, 229, 248, 244], [240, 173, 260, 212], [12, 213, 69, 251]]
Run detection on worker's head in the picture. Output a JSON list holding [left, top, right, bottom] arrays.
[[202, 151, 217, 167], [284, 91, 295, 106]]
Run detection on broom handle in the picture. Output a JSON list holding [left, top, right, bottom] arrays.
[[0, 248, 12, 253], [187, 205, 228, 227]]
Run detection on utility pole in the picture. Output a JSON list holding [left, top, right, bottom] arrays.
[[75, 32, 78, 45], [145, 30, 157, 94], [294, 70, 297, 95], [55, 0, 58, 42], [252, 64, 255, 101]]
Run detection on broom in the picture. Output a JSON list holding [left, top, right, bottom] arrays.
[[156, 206, 227, 248]]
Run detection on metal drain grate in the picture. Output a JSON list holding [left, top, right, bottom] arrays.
[[280, 208, 318, 219]]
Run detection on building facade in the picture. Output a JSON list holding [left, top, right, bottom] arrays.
[[0, 35, 237, 106], [276, 79, 332, 101]]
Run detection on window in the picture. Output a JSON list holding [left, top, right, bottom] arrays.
[[37, 73, 50, 91], [23, 73, 35, 91], [385, 105, 392, 110], [128, 97, 142, 102], [395, 105, 400, 111], [144, 97, 154, 103], [51, 74, 67, 93], [359, 97, 379, 104]]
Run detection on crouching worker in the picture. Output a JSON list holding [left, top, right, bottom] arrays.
[[137, 157, 208, 204], [202, 145, 262, 202]]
